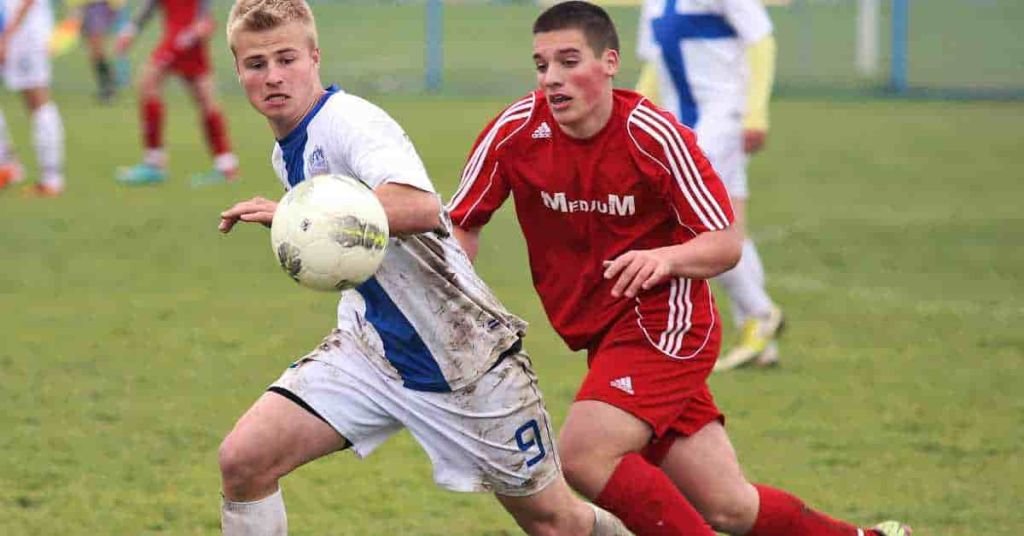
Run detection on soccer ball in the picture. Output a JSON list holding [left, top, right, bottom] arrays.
[[271, 174, 389, 291]]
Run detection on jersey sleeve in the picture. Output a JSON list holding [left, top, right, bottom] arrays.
[[447, 94, 536, 229], [628, 103, 734, 234], [722, 0, 773, 44], [332, 103, 435, 194]]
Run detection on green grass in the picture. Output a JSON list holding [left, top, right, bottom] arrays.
[[1, 88, 1022, 534]]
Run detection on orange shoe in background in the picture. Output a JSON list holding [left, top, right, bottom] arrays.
[[0, 161, 25, 190]]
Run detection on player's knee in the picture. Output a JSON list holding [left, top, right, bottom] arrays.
[[695, 489, 759, 533], [557, 439, 603, 496], [515, 510, 578, 536], [218, 436, 275, 497]]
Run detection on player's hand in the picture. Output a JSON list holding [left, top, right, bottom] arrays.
[[219, 196, 278, 233], [115, 28, 135, 55], [603, 249, 673, 299], [743, 128, 767, 154], [174, 18, 213, 50]]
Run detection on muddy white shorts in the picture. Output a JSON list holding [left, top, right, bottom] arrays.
[[270, 329, 561, 497]]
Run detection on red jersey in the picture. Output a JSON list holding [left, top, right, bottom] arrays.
[[159, 0, 203, 34], [449, 89, 734, 355]]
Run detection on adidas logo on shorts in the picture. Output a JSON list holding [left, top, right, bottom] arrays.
[[532, 121, 552, 139], [610, 376, 634, 395]]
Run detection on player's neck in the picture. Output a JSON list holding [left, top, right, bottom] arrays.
[[269, 87, 328, 139]]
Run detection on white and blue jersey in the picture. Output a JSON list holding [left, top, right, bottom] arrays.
[[638, 0, 771, 128], [271, 87, 528, 393]]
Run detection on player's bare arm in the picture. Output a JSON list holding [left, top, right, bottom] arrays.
[[453, 225, 482, 262], [375, 182, 442, 236], [116, 0, 159, 54], [175, 0, 215, 50], [603, 226, 742, 298]]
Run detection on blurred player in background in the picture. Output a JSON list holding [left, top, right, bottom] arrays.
[[65, 0, 125, 102], [0, 0, 66, 197], [115, 0, 238, 186], [636, 0, 784, 371], [214, 1, 628, 534], [449, 2, 909, 535]]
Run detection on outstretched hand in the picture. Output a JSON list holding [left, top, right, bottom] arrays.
[[219, 196, 278, 233], [603, 249, 673, 299]]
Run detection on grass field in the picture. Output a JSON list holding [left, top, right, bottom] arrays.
[[1, 3, 1023, 532]]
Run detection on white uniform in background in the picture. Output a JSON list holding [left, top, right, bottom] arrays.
[[0, 0, 64, 193], [267, 86, 559, 496], [1, 0, 54, 91], [637, 0, 771, 197]]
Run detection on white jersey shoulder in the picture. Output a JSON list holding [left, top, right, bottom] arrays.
[[272, 88, 527, 393], [1, 0, 54, 38]]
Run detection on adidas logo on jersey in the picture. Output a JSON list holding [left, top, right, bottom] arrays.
[[610, 376, 634, 395], [531, 122, 552, 139]]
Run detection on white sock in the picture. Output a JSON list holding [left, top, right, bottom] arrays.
[[589, 503, 631, 536], [221, 488, 288, 536], [214, 152, 239, 174], [144, 148, 167, 168], [0, 108, 14, 163], [716, 238, 773, 324], [32, 102, 64, 188]]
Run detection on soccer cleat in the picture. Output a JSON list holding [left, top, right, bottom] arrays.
[[190, 168, 239, 187], [871, 520, 912, 536], [755, 340, 779, 367], [714, 305, 784, 372], [0, 161, 26, 190], [116, 163, 167, 185], [22, 182, 64, 197]]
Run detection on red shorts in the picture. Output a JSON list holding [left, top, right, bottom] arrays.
[[575, 309, 724, 461], [151, 40, 210, 80]]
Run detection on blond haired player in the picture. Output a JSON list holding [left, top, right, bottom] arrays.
[[214, 1, 628, 534]]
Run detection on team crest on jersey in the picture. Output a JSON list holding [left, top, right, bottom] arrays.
[[531, 122, 552, 139], [307, 145, 329, 176]]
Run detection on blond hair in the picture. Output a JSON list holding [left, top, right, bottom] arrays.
[[227, 0, 319, 52]]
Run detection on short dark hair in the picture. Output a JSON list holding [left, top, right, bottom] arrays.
[[533, 1, 620, 55]]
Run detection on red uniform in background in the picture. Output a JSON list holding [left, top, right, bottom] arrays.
[[151, 0, 212, 79], [449, 88, 734, 447]]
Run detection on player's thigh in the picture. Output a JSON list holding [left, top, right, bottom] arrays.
[[658, 420, 757, 519], [137, 59, 168, 97], [557, 399, 653, 497], [402, 351, 561, 497], [220, 390, 348, 477]]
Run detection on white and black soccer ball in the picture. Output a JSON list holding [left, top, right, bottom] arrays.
[[271, 174, 389, 291]]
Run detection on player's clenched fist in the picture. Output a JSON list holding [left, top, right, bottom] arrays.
[[219, 196, 278, 233], [603, 249, 673, 299]]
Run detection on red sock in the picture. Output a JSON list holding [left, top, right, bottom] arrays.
[[203, 110, 232, 157], [749, 484, 869, 536], [595, 453, 715, 536], [142, 97, 164, 150]]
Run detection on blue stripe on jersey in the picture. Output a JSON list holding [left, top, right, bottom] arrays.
[[278, 85, 340, 187], [356, 277, 450, 392], [652, 1, 737, 127]]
